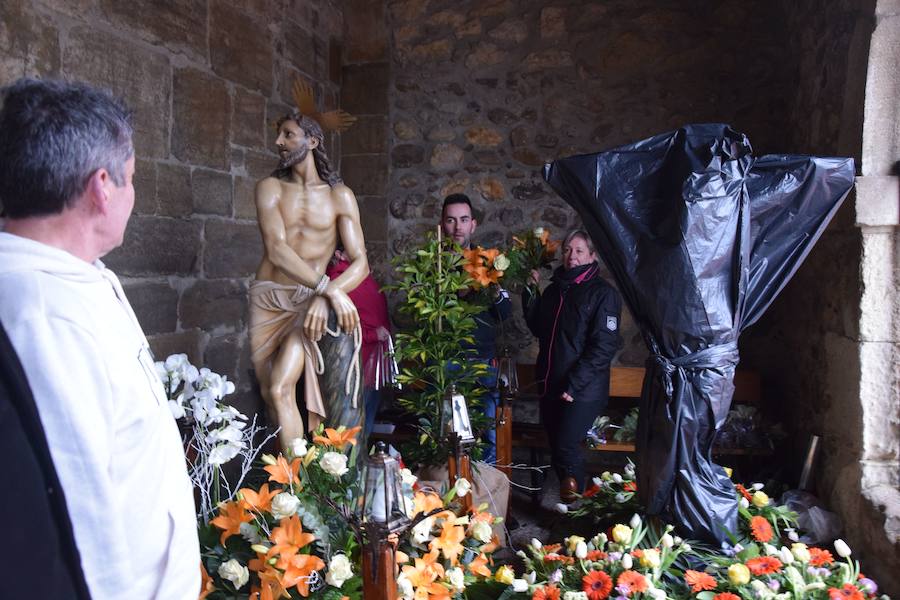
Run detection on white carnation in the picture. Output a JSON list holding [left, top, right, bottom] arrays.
[[218, 558, 249, 589], [271, 492, 301, 519]]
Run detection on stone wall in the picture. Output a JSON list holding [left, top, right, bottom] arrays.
[[0, 0, 345, 416], [376, 0, 795, 364]]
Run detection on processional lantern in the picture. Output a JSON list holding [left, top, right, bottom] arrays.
[[441, 383, 474, 512], [362, 441, 411, 534], [494, 346, 518, 476]]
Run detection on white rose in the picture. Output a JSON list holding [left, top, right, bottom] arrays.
[[271, 492, 301, 519], [218, 558, 249, 589], [397, 573, 414, 600], [512, 579, 529, 592], [454, 477, 471, 498], [612, 473, 623, 484], [493, 254, 510, 271], [446, 567, 465, 591], [412, 517, 434, 544], [400, 467, 417, 488], [289, 437, 308, 458], [325, 553, 353, 588], [320, 451, 349, 478], [648, 589, 666, 600], [472, 520, 493, 543], [533, 227, 545, 237]]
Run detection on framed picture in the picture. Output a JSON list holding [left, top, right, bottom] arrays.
[[451, 393, 474, 442]]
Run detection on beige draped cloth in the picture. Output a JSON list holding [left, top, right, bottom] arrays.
[[249, 280, 361, 432]]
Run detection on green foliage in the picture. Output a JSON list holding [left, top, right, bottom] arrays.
[[389, 235, 492, 467]]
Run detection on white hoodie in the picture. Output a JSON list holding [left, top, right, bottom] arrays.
[[0, 232, 200, 599]]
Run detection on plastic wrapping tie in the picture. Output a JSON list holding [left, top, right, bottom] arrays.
[[651, 341, 740, 400]]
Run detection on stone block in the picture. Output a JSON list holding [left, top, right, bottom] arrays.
[[465, 43, 504, 69], [471, 0, 512, 17], [148, 329, 204, 366], [192, 169, 233, 216], [393, 120, 420, 141], [540, 6, 566, 38], [234, 176, 258, 220], [357, 196, 388, 243], [523, 49, 573, 70], [245, 149, 277, 180], [156, 162, 192, 218], [342, 154, 388, 196], [204, 333, 242, 383], [283, 20, 315, 73], [345, 0, 387, 63], [105, 216, 202, 276], [232, 87, 267, 150], [210, 1, 273, 93], [172, 67, 231, 170], [180, 279, 247, 332], [133, 158, 157, 215], [341, 63, 389, 115], [0, 3, 60, 81], [204, 220, 263, 278], [64, 27, 170, 159], [477, 177, 505, 201], [391, 144, 425, 168], [408, 39, 452, 65], [426, 126, 457, 142], [465, 126, 503, 147], [124, 281, 178, 335], [489, 19, 528, 44], [512, 181, 547, 201], [430, 144, 464, 171], [99, 0, 205, 59], [487, 108, 519, 126], [343, 115, 388, 154]]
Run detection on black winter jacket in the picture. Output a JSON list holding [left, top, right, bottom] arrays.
[[522, 262, 622, 404]]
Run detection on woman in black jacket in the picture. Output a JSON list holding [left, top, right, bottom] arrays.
[[522, 229, 622, 501]]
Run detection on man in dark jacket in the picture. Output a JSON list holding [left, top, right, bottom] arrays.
[[0, 321, 91, 598], [523, 229, 622, 500], [441, 193, 512, 463]]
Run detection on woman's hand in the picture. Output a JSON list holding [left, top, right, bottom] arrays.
[[561, 391, 574, 402], [528, 269, 541, 286]]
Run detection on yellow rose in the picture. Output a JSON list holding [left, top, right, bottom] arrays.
[[791, 543, 811, 563], [751, 491, 769, 508], [495, 565, 515, 585], [639, 548, 661, 569], [611, 524, 633, 544], [728, 563, 751, 586]]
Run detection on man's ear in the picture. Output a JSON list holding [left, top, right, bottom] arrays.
[[471, 218, 478, 232], [309, 136, 320, 150], [84, 168, 111, 213]]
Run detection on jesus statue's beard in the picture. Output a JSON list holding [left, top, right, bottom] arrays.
[[277, 144, 310, 169]]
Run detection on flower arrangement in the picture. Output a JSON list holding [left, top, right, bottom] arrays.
[[389, 234, 492, 467], [198, 424, 502, 599], [565, 459, 640, 524], [461, 246, 508, 289], [156, 353, 274, 522], [502, 227, 561, 291]]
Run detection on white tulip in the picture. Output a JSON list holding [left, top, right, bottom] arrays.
[[554, 503, 568, 514], [779, 546, 794, 564], [575, 541, 587, 559], [629, 513, 641, 528], [512, 579, 529, 593], [531, 538, 543, 550], [661, 533, 674, 548], [621, 553, 633, 569], [833, 539, 852, 558]]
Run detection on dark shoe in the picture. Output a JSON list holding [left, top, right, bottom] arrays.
[[560, 476, 578, 503]]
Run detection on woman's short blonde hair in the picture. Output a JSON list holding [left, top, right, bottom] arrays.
[[562, 228, 596, 254]]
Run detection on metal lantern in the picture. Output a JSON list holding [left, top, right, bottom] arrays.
[[495, 346, 519, 397], [362, 441, 410, 534], [440, 383, 475, 443]]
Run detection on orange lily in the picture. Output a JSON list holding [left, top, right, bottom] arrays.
[[210, 500, 253, 545], [240, 483, 280, 513], [199, 562, 215, 599], [268, 515, 316, 559], [413, 490, 444, 517], [264, 455, 302, 486], [277, 553, 326, 597], [313, 425, 362, 449], [468, 552, 492, 578], [401, 549, 448, 600], [255, 565, 290, 600], [430, 520, 466, 565], [480, 533, 501, 554], [539, 230, 550, 245]]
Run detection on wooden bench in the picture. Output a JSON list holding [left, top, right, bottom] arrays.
[[509, 364, 764, 501]]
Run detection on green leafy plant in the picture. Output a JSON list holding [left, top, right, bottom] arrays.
[[389, 234, 492, 468]]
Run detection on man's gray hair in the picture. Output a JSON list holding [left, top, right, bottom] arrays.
[[0, 78, 133, 218]]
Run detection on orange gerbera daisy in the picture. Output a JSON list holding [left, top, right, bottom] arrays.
[[532, 585, 561, 600], [582, 570, 613, 600], [828, 584, 865, 600], [543, 553, 574, 564], [810, 547, 835, 566], [210, 500, 253, 545], [746, 556, 783, 575], [313, 425, 362, 449], [684, 570, 717, 593], [264, 455, 302, 485], [750, 515, 774, 542], [542, 543, 562, 554], [735, 483, 753, 501], [585, 550, 607, 561], [617, 570, 648, 594], [713, 594, 741, 600]]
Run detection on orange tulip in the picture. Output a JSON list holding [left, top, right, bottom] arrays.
[[264, 455, 302, 486], [313, 425, 362, 449], [268, 515, 316, 559], [210, 500, 253, 545]]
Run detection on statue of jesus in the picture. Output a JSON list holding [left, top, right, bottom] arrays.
[[249, 110, 367, 447]]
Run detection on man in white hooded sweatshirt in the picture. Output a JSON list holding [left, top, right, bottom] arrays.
[[0, 79, 200, 598]]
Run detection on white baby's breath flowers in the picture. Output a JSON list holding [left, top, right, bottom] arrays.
[[325, 554, 353, 588], [218, 559, 249, 589], [319, 451, 349, 478], [271, 492, 301, 519]]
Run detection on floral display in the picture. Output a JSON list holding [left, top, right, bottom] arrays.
[[461, 246, 508, 289], [502, 226, 561, 291], [566, 459, 640, 523]]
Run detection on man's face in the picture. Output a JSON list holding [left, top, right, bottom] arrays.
[[441, 202, 477, 247], [275, 119, 312, 169], [105, 156, 135, 252]]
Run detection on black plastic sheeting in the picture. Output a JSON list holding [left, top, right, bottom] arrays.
[[543, 124, 854, 545]]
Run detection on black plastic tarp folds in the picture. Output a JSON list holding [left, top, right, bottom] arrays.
[[543, 124, 854, 545]]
